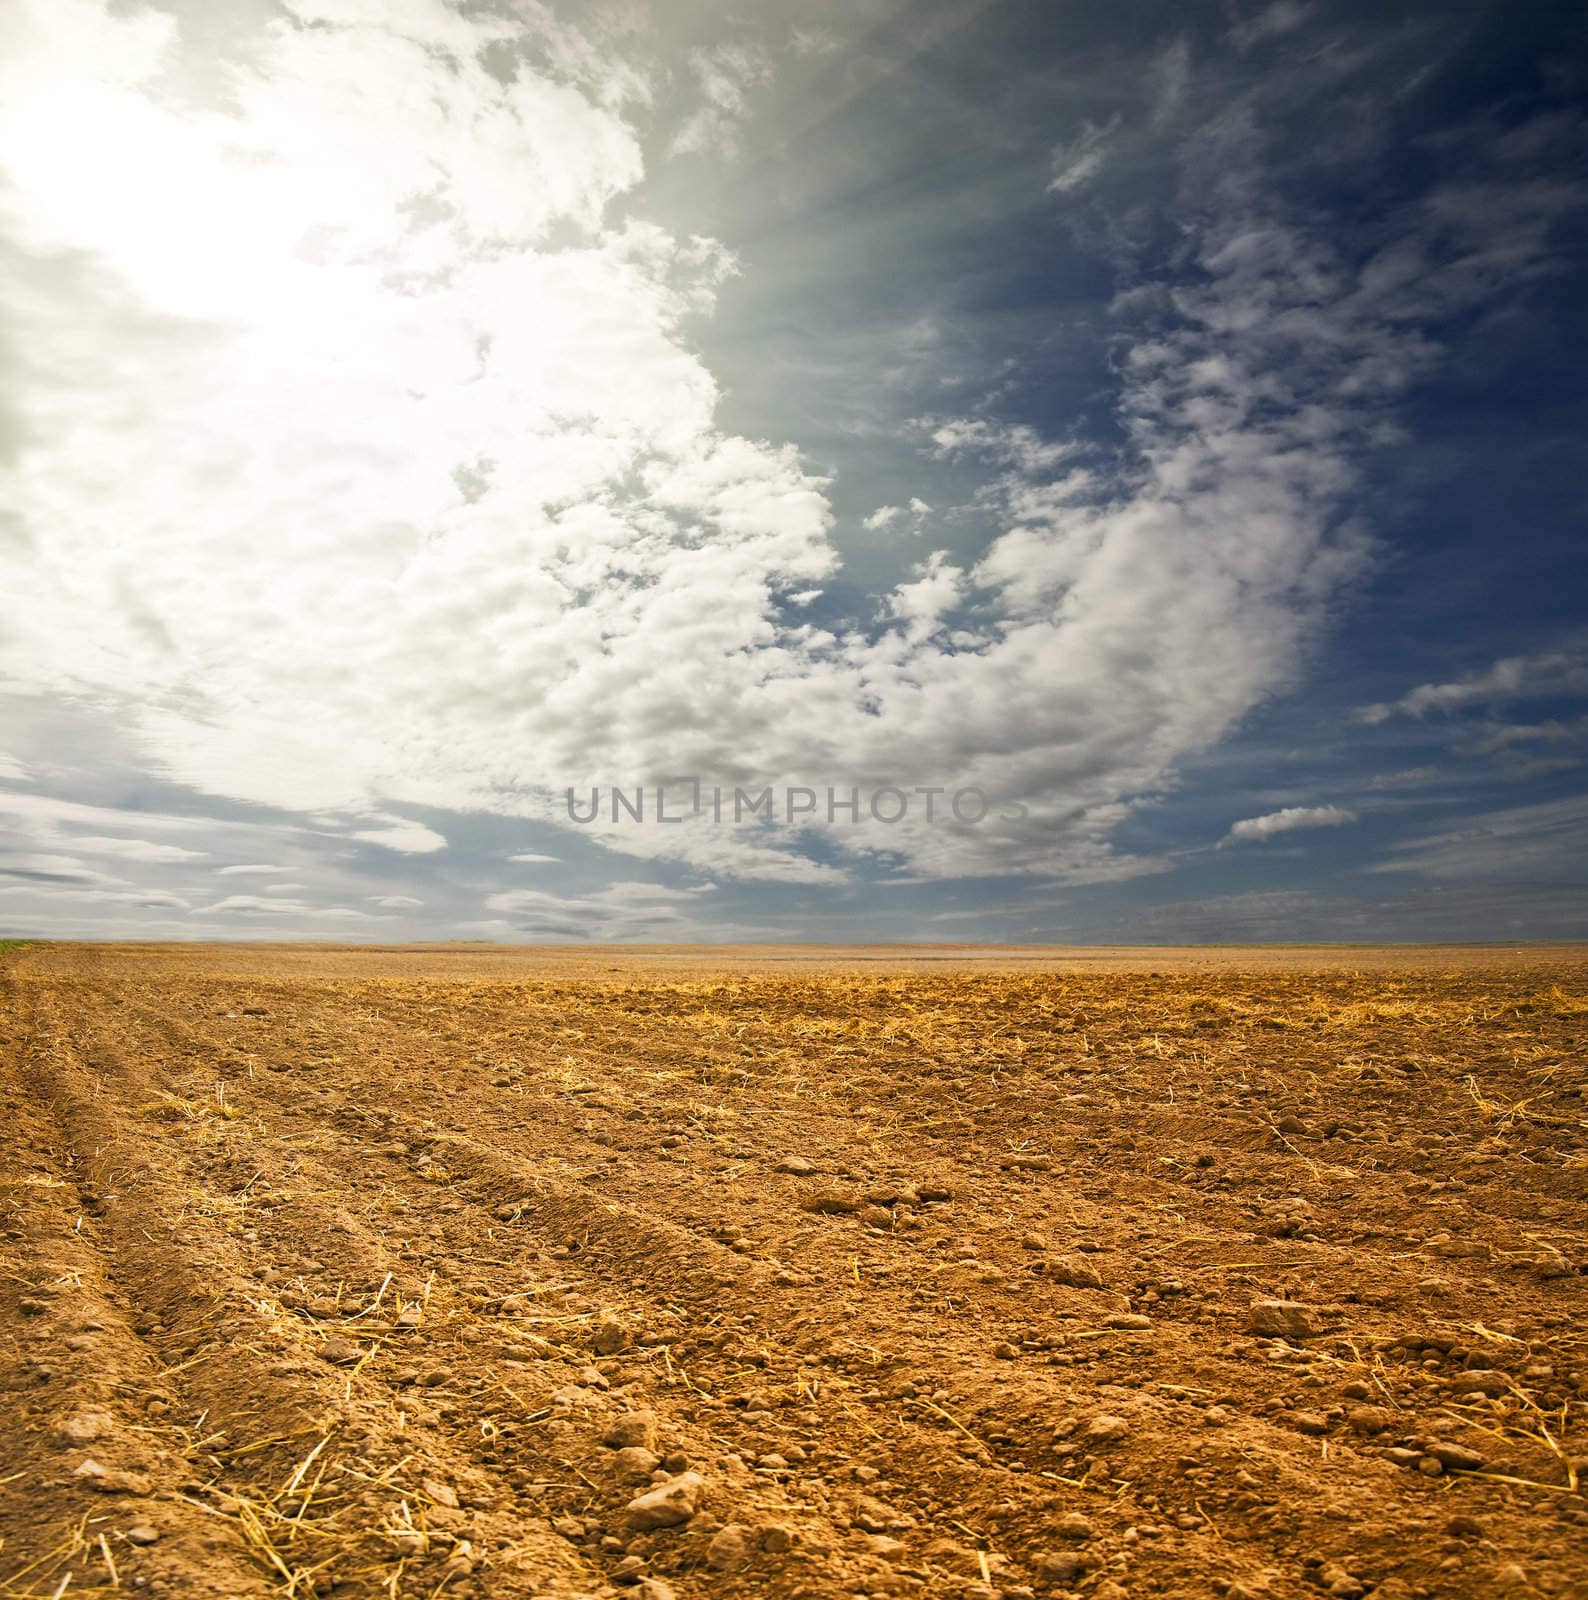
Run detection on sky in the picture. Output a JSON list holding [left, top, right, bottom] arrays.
[[1, 0, 1585, 944]]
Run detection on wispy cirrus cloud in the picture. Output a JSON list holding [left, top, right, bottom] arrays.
[[1368, 793, 1588, 881], [1358, 639, 1588, 723], [1048, 115, 1121, 195]]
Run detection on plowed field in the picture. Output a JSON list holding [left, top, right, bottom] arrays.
[[1, 942, 1585, 1600]]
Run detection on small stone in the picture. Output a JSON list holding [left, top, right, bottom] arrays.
[[19, 1298, 47, 1316], [1292, 1411, 1330, 1436], [1052, 1258, 1105, 1290], [419, 1365, 453, 1387], [1427, 1441, 1484, 1472], [1448, 1369, 1507, 1397], [1106, 1313, 1152, 1331], [1320, 1562, 1365, 1599], [776, 1156, 816, 1175], [422, 1479, 458, 1508], [707, 1524, 754, 1571], [625, 1471, 705, 1530], [440, 1546, 475, 1580], [1084, 1414, 1129, 1443], [72, 1460, 151, 1495], [1203, 1405, 1233, 1427], [604, 1411, 659, 1450], [867, 1535, 908, 1560], [316, 1337, 361, 1366], [1249, 1300, 1321, 1339], [853, 1494, 896, 1533], [394, 1305, 422, 1329], [1346, 1405, 1390, 1435], [916, 1182, 954, 1202], [592, 1315, 631, 1355], [55, 1409, 116, 1445], [760, 1523, 795, 1554], [613, 1446, 661, 1481], [802, 1190, 861, 1214], [1056, 1511, 1093, 1538], [1034, 1550, 1090, 1581], [859, 1205, 895, 1231], [993, 1341, 1019, 1360], [1021, 1232, 1048, 1251], [125, 1524, 160, 1546]]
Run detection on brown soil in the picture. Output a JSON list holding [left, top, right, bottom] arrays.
[[1, 941, 1584, 1600]]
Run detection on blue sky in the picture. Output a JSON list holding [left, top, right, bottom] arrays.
[[1, 0, 1585, 942]]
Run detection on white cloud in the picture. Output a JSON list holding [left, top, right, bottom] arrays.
[[1222, 804, 1357, 845], [198, 894, 382, 919], [1147, 37, 1192, 128], [1357, 640, 1588, 723], [65, 834, 208, 863], [349, 818, 448, 854], [507, 851, 560, 864], [1049, 115, 1120, 195], [1230, 2, 1314, 52], [371, 893, 423, 908], [669, 43, 770, 157], [0, 851, 124, 887], [928, 418, 1078, 476], [216, 863, 290, 877], [482, 878, 719, 940]]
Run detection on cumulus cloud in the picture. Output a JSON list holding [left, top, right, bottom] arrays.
[[1221, 805, 1357, 845]]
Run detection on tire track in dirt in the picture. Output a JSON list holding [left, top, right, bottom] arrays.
[[0, 968, 281, 1599], [6, 973, 611, 1599], [108, 990, 1089, 1599]]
